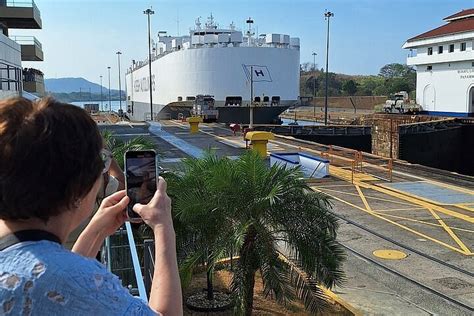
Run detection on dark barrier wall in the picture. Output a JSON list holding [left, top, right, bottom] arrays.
[[295, 135, 372, 153], [458, 125, 474, 175], [399, 126, 474, 176]]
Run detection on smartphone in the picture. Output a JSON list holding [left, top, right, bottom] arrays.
[[124, 150, 157, 222]]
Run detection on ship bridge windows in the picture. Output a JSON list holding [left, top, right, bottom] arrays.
[[263, 96, 269, 102], [178, 96, 183, 101], [186, 96, 196, 101], [271, 96, 281, 105], [225, 96, 242, 106], [254, 96, 261, 102]]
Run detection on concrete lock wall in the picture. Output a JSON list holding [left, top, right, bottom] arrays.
[[398, 126, 467, 174], [371, 114, 441, 159], [297, 134, 372, 153], [307, 96, 387, 111]]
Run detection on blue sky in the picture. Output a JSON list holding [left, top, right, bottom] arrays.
[[15, 0, 474, 89]]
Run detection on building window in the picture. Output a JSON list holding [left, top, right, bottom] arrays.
[[427, 47, 433, 55], [438, 46, 443, 54], [461, 42, 466, 51], [449, 44, 454, 53], [472, 62, 474, 67], [427, 65, 432, 71]]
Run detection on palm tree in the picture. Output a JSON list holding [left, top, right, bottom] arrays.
[[101, 129, 155, 168], [175, 151, 345, 315], [174, 153, 234, 301]]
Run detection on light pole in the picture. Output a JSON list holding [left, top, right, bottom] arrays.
[[312, 52, 317, 123], [324, 10, 334, 125], [144, 7, 155, 121], [116, 51, 122, 116], [107, 66, 111, 113], [100, 75, 103, 111]]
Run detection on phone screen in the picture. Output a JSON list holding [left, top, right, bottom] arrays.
[[125, 151, 157, 221]]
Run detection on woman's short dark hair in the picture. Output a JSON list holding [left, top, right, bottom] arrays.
[[0, 97, 103, 221]]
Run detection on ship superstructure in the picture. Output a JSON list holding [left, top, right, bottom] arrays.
[[0, 0, 45, 99], [125, 15, 300, 123]]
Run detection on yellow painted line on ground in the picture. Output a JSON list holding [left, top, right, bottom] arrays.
[[370, 183, 474, 224], [374, 212, 474, 233], [355, 185, 373, 212], [318, 187, 420, 208], [373, 207, 427, 212], [329, 165, 377, 182], [313, 184, 357, 188], [426, 208, 473, 255], [311, 186, 471, 255], [455, 205, 474, 213]]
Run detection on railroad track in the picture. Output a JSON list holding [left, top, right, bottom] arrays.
[[333, 212, 473, 278], [339, 241, 474, 314], [333, 212, 474, 314]]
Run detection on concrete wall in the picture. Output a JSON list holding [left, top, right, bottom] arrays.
[[371, 114, 441, 158], [307, 96, 386, 110], [296, 134, 372, 153]]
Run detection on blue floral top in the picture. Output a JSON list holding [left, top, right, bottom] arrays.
[[0, 240, 157, 315]]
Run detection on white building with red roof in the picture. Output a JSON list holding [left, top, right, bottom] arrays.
[[403, 9, 474, 116]]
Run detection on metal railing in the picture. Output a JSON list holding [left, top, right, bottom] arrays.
[[5, 0, 38, 10], [103, 223, 155, 301], [10, 35, 42, 49]]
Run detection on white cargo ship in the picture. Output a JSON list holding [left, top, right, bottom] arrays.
[[125, 15, 300, 123]]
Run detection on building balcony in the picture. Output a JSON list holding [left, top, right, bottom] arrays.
[[407, 50, 474, 66], [0, 0, 42, 29], [23, 67, 44, 95], [11, 35, 43, 61]]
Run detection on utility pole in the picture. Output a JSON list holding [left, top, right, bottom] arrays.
[[249, 66, 254, 129], [116, 51, 123, 117], [144, 7, 155, 121], [312, 52, 317, 123], [107, 66, 111, 113], [324, 10, 334, 126], [100, 75, 103, 111]]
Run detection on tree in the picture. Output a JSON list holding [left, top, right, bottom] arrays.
[[174, 154, 235, 302], [342, 80, 358, 96], [175, 151, 345, 315], [379, 63, 414, 79], [101, 130, 155, 168]]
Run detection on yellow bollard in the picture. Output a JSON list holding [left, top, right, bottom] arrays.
[[244, 131, 274, 158], [186, 116, 203, 134]]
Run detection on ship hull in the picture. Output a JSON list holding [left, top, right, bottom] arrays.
[[126, 46, 300, 123], [126, 100, 288, 124]]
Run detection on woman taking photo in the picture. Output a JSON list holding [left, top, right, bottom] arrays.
[[0, 97, 182, 315]]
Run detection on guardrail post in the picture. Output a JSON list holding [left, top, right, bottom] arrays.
[[351, 160, 355, 183], [388, 158, 393, 182], [144, 239, 155, 296]]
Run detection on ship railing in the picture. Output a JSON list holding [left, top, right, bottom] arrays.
[[5, 0, 39, 12], [126, 42, 298, 74], [10, 35, 42, 49]]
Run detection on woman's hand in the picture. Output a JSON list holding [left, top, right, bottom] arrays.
[[89, 190, 129, 238], [133, 177, 173, 232]]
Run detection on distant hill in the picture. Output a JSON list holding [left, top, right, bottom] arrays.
[[45, 77, 121, 94]]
